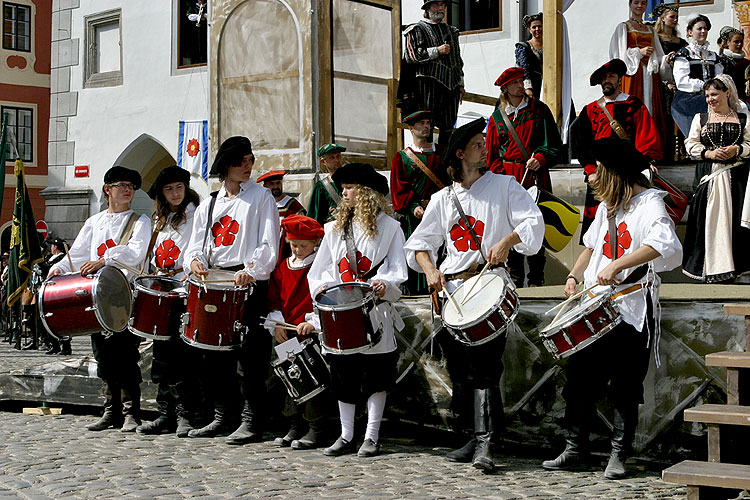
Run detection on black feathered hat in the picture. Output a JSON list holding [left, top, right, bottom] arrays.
[[103, 166, 142, 191], [442, 117, 486, 166], [209, 136, 253, 177], [331, 162, 389, 195], [591, 137, 650, 181], [148, 165, 191, 199]]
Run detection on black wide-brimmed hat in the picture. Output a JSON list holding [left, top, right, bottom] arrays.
[[589, 58, 627, 86], [443, 117, 486, 165], [209, 136, 253, 177], [148, 165, 191, 199], [591, 137, 650, 181], [331, 162, 389, 195], [104, 166, 142, 191]]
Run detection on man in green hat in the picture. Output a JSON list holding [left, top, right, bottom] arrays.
[[307, 144, 346, 225]]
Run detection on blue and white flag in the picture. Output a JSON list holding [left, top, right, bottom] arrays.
[[645, 0, 664, 22], [178, 120, 208, 180]]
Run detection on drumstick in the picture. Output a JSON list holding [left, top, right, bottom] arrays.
[[520, 167, 530, 187], [112, 259, 145, 277], [260, 316, 297, 329], [545, 283, 598, 316], [63, 242, 76, 273], [460, 261, 491, 305], [445, 290, 463, 318], [260, 323, 321, 334], [200, 274, 208, 294]]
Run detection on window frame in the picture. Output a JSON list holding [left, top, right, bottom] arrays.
[[83, 9, 123, 89], [1, 104, 34, 165], [175, 0, 208, 71], [2, 1, 31, 52], [450, 0, 503, 36]]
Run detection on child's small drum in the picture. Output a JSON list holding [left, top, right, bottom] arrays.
[[540, 293, 622, 360], [128, 276, 187, 340], [272, 338, 330, 404], [441, 269, 519, 346], [180, 270, 252, 351], [313, 282, 381, 354]]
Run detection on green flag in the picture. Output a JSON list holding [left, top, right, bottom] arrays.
[[7, 158, 43, 306]]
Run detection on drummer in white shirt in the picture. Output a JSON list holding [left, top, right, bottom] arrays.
[[49, 166, 151, 433], [541, 137, 681, 479], [404, 117, 544, 472], [184, 136, 280, 443]]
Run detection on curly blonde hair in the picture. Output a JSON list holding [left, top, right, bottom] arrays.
[[333, 185, 393, 239]]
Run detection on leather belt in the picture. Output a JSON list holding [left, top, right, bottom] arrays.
[[156, 268, 178, 277], [503, 159, 526, 166], [444, 262, 481, 282], [219, 264, 245, 272]]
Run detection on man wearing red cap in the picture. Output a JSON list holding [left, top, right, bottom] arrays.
[[486, 66, 562, 287], [257, 170, 306, 221], [264, 214, 328, 450], [570, 58, 661, 238], [402, 0, 465, 144], [390, 110, 449, 294]]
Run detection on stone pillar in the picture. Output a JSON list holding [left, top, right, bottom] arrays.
[[735, 1, 750, 58], [39, 187, 92, 242]]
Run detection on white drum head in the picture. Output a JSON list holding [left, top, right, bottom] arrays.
[[93, 266, 132, 332], [443, 272, 508, 326], [546, 293, 608, 332], [527, 185, 540, 203]]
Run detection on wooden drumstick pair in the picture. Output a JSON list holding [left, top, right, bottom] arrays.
[[63, 242, 75, 273], [260, 316, 320, 334], [460, 261, 492, 305]]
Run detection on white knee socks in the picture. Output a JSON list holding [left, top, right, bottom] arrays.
[[338, 401, 356, 442], [365, 391, 387, 443]]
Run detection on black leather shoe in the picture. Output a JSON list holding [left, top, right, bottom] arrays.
[[323, 436, 356, 457], [45, 344, 60, 355], [446, 438, 476, 463], [59, 339, 72, 355], [225, 422, 263, 445], [357, 438, 380, 457]]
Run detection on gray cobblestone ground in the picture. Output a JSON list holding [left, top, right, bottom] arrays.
[[0, 411, 688, 500]]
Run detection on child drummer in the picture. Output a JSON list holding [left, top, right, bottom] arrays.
[[264, 214, 328, 449], [183, 136, 280, 443], [135, 166, 202, 437], [49, 166, 151, 432], [307, 163, 408, 458], [541, 137, 682, 479]]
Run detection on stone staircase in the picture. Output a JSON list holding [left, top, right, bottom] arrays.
[[662, 304, 750, 499]]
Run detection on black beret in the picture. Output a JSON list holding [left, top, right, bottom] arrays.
[[591, 137, 650, 181], [209, 136, 253, 177], [331, 162, 389, 196], [590, 59, 627, 86], [104, 166, 142, 191], [48, 237, 66, 249], [148, 165, 191, 199], [443, 117, 486, 165]]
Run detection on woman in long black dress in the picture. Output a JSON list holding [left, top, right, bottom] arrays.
[[515, 12, 543, 100], [683, 74, 750, 282]]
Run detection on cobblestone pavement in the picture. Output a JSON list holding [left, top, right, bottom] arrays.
[[1, 336, 91, 372], [0, 411, 688, 500]]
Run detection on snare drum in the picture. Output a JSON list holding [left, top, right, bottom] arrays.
[[38, 266, 132, 340], [313, 282, 381, 354], [540, 293, 622, 360], [180, 270, 251, 350], [272, 338, 330, 404], [128, 276, 187, 341], [441, 270, 519, 346]]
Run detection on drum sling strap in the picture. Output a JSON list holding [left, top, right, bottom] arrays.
[[118, 212, 141, 246], [343, 225, 383, 281], [403, 148, 446, 189], [322, 177, 342, 207], [605, 215, 648, 297], [498, 106, 531, 162], [201, 191, 219, 266]]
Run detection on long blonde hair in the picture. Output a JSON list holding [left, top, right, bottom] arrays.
[[590, 161, 651, 218], [334, 185, 393, 239]]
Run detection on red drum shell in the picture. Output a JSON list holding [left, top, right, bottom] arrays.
[[38, 267, 132, 339], [540, 294, 622, 360], [180, 273, 251, 350], [128, 276, 187, 341], [314, 282, 381, 354]]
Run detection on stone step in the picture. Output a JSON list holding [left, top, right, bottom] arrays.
[[706, 352, 750, 369], [662, 460, 750, 491], [684, 404, 750, 426]]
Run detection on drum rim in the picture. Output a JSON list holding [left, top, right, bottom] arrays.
[[91, 266, 133, 332], [37, 279, 57, 339], [187, 273, 251, 292], [134, 276, 187, 298], [441, 273, 519, 328], [313, 282, 375, 311], [552, 315, 623, 359], [540, 294, 618, 336], [179, 332, 241, 350]]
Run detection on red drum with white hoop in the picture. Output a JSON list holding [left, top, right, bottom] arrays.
[[441, 269, 519, 346], [540, 293, 622, 360], [38, 266, 132, 339], [128, 276, 187, 341], [313, 282, 381, 354], [180, 270, 252, 351]]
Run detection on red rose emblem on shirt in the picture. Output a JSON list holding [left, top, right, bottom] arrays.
[[187, 138, 200, 158], [450, 216, 485, 252], [97, 239, 116, 258], [155, 239, 181, 268], [603, 221, 632, 260], [212, 215, 240, 247], [338, 252, 372, 282]]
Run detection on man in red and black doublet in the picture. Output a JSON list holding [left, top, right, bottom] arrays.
[[391, 110, 449, 294], [571, 59, 662, 239], [486, 67, 562, 287]]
